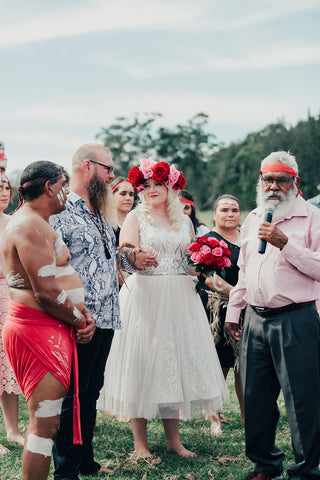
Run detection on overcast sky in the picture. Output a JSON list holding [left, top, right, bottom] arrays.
[[1, 0, 319, 175]]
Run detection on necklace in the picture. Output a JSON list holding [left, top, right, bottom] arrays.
[[86, 209, 111, 259], [151, 211, 168, 215]]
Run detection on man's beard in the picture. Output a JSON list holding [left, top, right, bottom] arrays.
[[256, 182, 298, 222], [88, 173, 118, 228]]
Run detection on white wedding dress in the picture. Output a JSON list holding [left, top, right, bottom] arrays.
[[99, 209, 229, 419]]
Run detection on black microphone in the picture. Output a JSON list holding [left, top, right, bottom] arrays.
[[258, 205, 275, 254]]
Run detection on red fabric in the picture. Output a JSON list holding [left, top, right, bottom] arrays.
[[179, 198, 194, 206], [2, 301, 82, 444], [260, 164, 297, 176]]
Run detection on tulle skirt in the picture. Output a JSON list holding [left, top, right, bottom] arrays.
[[100, 273, 229, 420]]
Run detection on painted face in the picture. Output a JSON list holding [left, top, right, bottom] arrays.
[[214, 200, 240, 230], [0, 180, 11, 212], [143, 178, 168, 207], [113, 181, 134, 215], [54, 175, 69, 210]]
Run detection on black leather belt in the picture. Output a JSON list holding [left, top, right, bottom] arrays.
[[251, 301, 315, 317]]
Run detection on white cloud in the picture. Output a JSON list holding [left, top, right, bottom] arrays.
[[1, 0, 319, 47]]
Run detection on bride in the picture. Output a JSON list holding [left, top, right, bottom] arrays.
[[103, 158, 228, 457]]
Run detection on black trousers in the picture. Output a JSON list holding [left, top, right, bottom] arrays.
[[53, 328, 114, 480], [240, 304, 320, 480]]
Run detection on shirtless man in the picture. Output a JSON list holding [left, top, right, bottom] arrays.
[[1, 161, 95, 480]]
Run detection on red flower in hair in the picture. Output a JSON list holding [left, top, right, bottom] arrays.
[[152, 162, 170, 183], [172, 172, 186, 190], [128, 167, 144, 188]]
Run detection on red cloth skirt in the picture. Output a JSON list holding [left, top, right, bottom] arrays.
[[2, 301, 82, 444]]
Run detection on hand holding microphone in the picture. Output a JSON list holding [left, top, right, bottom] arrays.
[[258, 205, 288, 253]]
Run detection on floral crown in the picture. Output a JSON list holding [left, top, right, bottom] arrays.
[[128, 158, 186, 192]]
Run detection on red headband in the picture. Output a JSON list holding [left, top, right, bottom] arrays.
[[260, 164, 297, 176], [112, 180, 131, 194], [179, 198, 194, 206], [0, 152, 5, 159]]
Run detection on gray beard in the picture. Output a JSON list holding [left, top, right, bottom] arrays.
[[256, 183, 298, 222]]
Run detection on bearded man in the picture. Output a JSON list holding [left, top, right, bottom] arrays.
[[225, 151, 320, 480], [50, 144, 157, 480]]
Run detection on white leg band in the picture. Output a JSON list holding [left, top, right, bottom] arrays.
[[35, 398, 63, 418], [26, 434, 53, 457]]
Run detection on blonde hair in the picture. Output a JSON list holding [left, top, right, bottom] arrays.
[[137, 187, 184, 231], [72, 144, 111, 172]]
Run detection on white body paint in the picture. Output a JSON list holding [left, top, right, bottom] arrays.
[[57, 189, 64, 206], [38, 261, 56, 277], [54, 236, 65, 257], [73, 306, 82, 323], [6, 271, 24, 288], [66, 287, 84, 304], [26, 434, 54, 457], [56, 290, 67, 304], [55, 265, 75, 278], [35, 398, 63, 418]]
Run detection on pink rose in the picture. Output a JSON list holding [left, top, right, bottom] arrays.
[[167, 164, 180, 188], [139, 158, 156, 179], [191, 252, 203, 264], [224, 257, 231, 267], [219, 240, 228, 248], [200, 245, 211, 255], [212, 247, 223, 256]]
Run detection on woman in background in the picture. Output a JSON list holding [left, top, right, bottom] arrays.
[[0, 177, 24, 452], [179, 190, 209, 237], [201, 194, 244, 435], [110, 177, 135, 245]]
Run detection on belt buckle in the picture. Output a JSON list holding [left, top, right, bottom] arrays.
[[255, 306, 270, 313]]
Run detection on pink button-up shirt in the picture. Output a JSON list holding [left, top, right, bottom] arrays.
[[226, 195, 320, 324]]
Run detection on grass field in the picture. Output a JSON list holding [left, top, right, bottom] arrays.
[[0, 376, 293, 480]]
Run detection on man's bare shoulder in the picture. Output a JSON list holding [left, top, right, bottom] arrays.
[[4, 209, 57, 245]]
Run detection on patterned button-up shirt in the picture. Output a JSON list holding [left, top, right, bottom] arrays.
[[50, 192, 121, 329]]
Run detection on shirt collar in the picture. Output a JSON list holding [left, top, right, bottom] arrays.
[[67, 191, 86, 206]]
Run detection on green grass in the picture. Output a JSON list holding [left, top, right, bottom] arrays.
[[0, 376, 293, 479]]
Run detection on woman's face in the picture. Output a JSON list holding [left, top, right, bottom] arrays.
[[182, 203, 192, 217], [213, 199, 240, 230], [0, 180, 11, 213], [113, 181, 134, 215], [143, 178, 168, 208]]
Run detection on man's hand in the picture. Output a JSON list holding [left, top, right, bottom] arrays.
[[135, 245, 158, 269], [258, 222, 288, 249], [225, 322, 241, 341], [75, 307, 96, 344]]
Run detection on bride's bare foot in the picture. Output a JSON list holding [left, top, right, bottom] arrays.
[[0, 443, 9, 455], [7, 432, 24, 446], [210, 412, 222, 437], [168, 442, 196, 457]]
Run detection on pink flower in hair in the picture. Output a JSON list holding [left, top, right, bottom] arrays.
[[167, 164, 180, 188], [139, 158, 157, 179], [190, 252, 203, 264]]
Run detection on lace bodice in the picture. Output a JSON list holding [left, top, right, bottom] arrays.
[[136, 210, 193, 275]]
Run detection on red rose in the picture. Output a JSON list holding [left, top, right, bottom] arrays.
[[196, 236, 207, 245], [152, 162, 170, 183], [206, 237, 220, 248], [188, 242, 202, 252], [128, 167, 144, 189], [223, 247, 231, 257], [202, 253, 215, 266], [172, 171, 186, 190], [215, 257, 225, 269]]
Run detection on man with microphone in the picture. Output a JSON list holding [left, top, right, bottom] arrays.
[[225, 151, 320, 480]]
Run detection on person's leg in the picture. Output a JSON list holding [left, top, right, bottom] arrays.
[[210, 367, 229, 436], [23, 372, 65, 480], [162, 418, 196, 457], [130, 418, 152, 457], [270, 305, 320, 479], [0, 392, 24, 445], [54, 329, 114, 479], [234, 370, 245, 425], [240, 308, 284, 477], [78, 328, 114, 475]]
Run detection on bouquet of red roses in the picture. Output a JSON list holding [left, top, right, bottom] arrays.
[[187, 236, 232, 293]]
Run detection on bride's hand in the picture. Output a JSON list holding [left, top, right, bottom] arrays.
[[136, 245, 158, 268]]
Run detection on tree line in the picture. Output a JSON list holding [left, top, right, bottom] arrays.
[[6, 111, 320, 213]]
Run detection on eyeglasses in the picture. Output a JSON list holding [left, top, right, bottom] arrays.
[[89, 160, 114, 174], [260, 175, 294, 188]]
